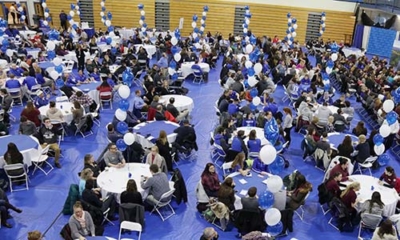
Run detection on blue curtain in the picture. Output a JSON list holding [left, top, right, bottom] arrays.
[[352, 24, 364, 48]]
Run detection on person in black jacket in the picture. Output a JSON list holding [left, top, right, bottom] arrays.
[[83, 154, 101, 178], [120, 179, 143, 205], [171, 168, 187, 205], [75, 43, 88, 71], [173, 120, 198, 153], [38, 118, 62, 168]]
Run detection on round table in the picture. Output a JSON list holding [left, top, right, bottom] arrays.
[[314, 105, 349, 120], [134, 44, 156, 59], [181, 62, 210, 78], [236, 127, 270, 147], [97, 163, 152, 203], [86, 237, 116, 240], [344, 175, 399, 217], [160, 94, 194, 113], [133, 121, 179, 149], [97, 42, 111, 53], [19, 30, 37, 39], [327, 132, 358, 150], [26, 48, 41, 59], [229, 171, 287, 211], [74, 82, 100, 104], [0, 135, 38, 168], [39, 102, 74, 124], [38, 61, 55, 70]]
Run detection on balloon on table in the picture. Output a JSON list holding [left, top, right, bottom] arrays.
[[259, 145, 277, 165], [124, 132, 135, 145], [46, 41, 55, 51], [174, 53, 181, 62], [115, 109, 127, 122], [378, 154, 390, 166], [245, 60, 253, 69], [374, 144, 385, 156], [259, 190, 274, 209], [55, 65, 63, 74], [265, 208, 281, 226], [171, 37, 178, 46], [383, 99, 395, 113], [267, 222, 283, 236], [117, 121, 128, 134], [266, 175, 283, 193], [252, 96, 261, 106], [379, 124, 391, 138], [116, 139, 127, 151], [118, 85, 130, 99], [269, 156, 285, 175]]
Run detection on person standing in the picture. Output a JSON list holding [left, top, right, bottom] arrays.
[[75, 43, 87, 72], [59, 10, 68, 30], [282, 107, 293, 147]]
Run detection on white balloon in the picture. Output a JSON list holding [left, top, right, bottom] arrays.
[[201, 19, 205, 24], [75, 5, 79, 10], [265, 208, 282, 226], [321, 16, 326, 21], [259, 145, 277, 165], [192, 32, 198, 39], [77, 11, 80, 16], [110, 41, 117, 47], [320, 30, 324, 35], [115, 109, 127, 122], [288, 18, 292, 23], [109, 32, 115, 37], [374, 144, 385, 156], [245, 36, 249, 42], [43, 20, 48, 26], [245, 60, 253, 69], [42, 3, 47, 8], [6, 49, 13, 57], [326, 67, 332, 74], [171, 37, 178, 46], [331, 53, 338, 62], [200, 27, 205, 32], [44, 12, 49, 18], [105, 20, 111, 27], [243, 28, 248, 34], [53, 58, 63, 67], [252, 96, 261, 106], [46, 41, 56, 51], [266, 175, 283, 193], [287, 34, 291, 39], [321, 23, 326, 28], [100, 2, 105, 7], [322, 80, 330, 85], [168, 67, 176, 76], [69, 11, 75, 17], [18, 7, 23, 12], [100, 12, 104, 17], [141, 10, 145, 16], [101, 19, 105, 23], [248, 76, 258, 87], [174, 53, 181, 62], [202, 12, 206, 17], [287, 40, 292, 45], [123, 133, 135, 145], [191, 22, 197, 28], [139, 20, 144, 26], [118, 85, 131, 99], [380, 124, 391, 138], [245, 44, 253, 54], [390, 121, 399, 134], [292, 32, 297, 38], [50, 71, 60, 81], [254, 63, 262, 74], [141, 27, 146, 33], [293, 24, 298, 29], [383, 100, 395, 113], [245, 19, 250, 25]]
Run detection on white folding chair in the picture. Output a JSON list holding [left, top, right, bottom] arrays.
[[89, 104, 101, 126], [118, 221, 142, 240], [358, 213, 382, 239], [27, 84, 42, 101], [74, 115, 94, 138], [99, 91, 113, 109], [149, 189, 176, 221], [4, 163, 29, 192], [30, 145, 53, 176], [63, 60, 74, 73], [294, 192, 310, 221], [211, 143, 226, 168], [354, 156, 378, 176], [7, 87, 23, 105], [222, 161, 233, 177], [102, 207, 115, 225]]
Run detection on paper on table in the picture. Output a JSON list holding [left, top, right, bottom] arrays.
[[262, 179, 268, 185], [239, 179, 247, 184], [240, 190, 248, 196]]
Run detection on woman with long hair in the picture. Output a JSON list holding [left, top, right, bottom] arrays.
[[217, 177, 236, 211], [21, 101, 41, 127], [340, 182, 361, 216], [372, 219, 398, 240], [83, 154, 100, 177], [282, 107, 293, 146], [352, 121, 368, 137], [201, 163, 220, 197], [120, 179, 143, 205], [68, 201, 95, 239], [247, 129, 261, 153], [286, 174, 313, 210], [360, 191, 384, 216], [231, 152, 250, 176], [96, 79, 113, 101], [337, 135, 354, 159], [156, 130, 173, 171], [325, 172, 342, 199], [3, 143, 24, 176]]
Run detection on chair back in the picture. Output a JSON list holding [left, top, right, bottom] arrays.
[[56, 96, 69, 102], [30, 84, 42, 93], [213, 143, 226, 157], [196, 180, 210, 203], [222, 161, 233, 175], [158, 189, 175, 204], [191, 64, 203, 76], [360, 213, 382, 229], [364, 156, 378, 164], [119, 221, 142, 240], [4, 163, 26, 178], [119, 203, 145, 226]]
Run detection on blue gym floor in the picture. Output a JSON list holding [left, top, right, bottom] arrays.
[[0, 55, 396, 240]]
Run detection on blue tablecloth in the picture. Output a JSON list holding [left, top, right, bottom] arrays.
[[0, 135, 38, 156], [77, 82, 99, 93], [38, 61, 55, 69], [135, 121, 178, 142], [84, 28, 95, 39], [327, 133, 359, 149]]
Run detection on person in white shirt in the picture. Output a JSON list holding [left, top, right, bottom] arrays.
[[315, 102, 332, 126]]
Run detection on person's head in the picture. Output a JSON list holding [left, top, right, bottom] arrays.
[[332, 172, 342, 182], [84, 154, 94, 165], [342, 135, 352, 146], [265, 111, 273, 120], [216, 126, 225, 135], [20, 115, 28, 123], [6, 142, 19, 153], [76, 91, 83, 97], [370, 191, 384, 207], [107, 124, 114, 132], [135, 89, 141, 96], [153, 95, 160, 102], [108, 143, 118, 152], [37, 90, 44, 98], [73, 100, 81, 109], [283, 107, 292, 116], [149, 164, 159, 174], [73, 201, 84, 218], [158, 130, 167, 141], [43, 117, 51, 128], [296, 174, 306, 186], [169, 97, 175, 104], [307, 126, 316, 135], [183, 119, 190, 126], [156, 105, 163, 112], [26, 101, 34, 110], [339, 157, 349, 169], [232, 152, 245, 169], [249, 129, 256, 140], [248, 187, 257, 197], [49, 101, 56, 108], [85, 179, 95, 190], [356, 121, 365, 130], [28, 230, 43, 240], [358, 134, 366, 143], [202, 227, 218, 240], [80, 168, 93, 181], [202, 163, 216, 175], [378, 219, 395, 237], [385, 166, 395, 176], [321, 132, 328, 139], [237, 130, 245, 139], [150, 146, 159, 156], [126, 179, 138, 193], [341, 182, 361, 198]]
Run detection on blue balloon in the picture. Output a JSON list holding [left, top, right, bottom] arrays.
[[116, 139, 127, 151], [268, 222, 283, 236], [291, 18, 297, 24], [287, 12, 291, 18], [171, 46, 179, 55], [258, 190, 274, 209], [102, 15, 106, 20], [284, 37, 288, 41], [171, 73, 178, 80], [101, 7, 106, 12], [67, 15, 72, 21], [106, 37, 112, 45], [202, 16, 206, 21], [55, 78, 64, 88], [55, 65, 63, 74], [108, 26, 114, 32], [201, 23, 206, 28], [203, 6, 209, 12], [248, 68, 255, 77], [269, 156, 285, 174], [290, 28, 295, 33], [378, 154, 390, 166], [321, 12, 326, 17], [245, 13, 252, 19], [45, 8, 50, 13], [47, 50, 55, 60], [140, 15, 145, 20], [244, 79, 249, 88], [117, 121, 129, 134], [107, 12, 112, 20], [192, 15, 198, 21], [250, 88, 258, 98], [2, 39, 8, 46], [72, 24, 78, 30], [324, 84, 330, 91], [322, 27, 326, 31], [286, 29, 290, 34], [250, 103, 257, 111], [194, 27, 199, 33], [111, 47, 117, 55], [138, 4, 144, 10], [142, 23, 147, 28], [70, 4, 75, 10], [387, 111, 398, 125], [169, 60, 177, 69], [373, 134, 384, 146], [287, 23, 291, 27], [244, 5, 249, 10]]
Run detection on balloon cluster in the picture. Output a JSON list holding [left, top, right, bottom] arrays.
[[258, 145, 285, 174], [114, 86, 136, 151], [67, 1, 81, 37], [284, 13, 298, 48], [100, 0, 114, 33], [242, 6, 252, 35], [191, 14, 199, 43], [319, 12, 326, 36], [15, 0, 26, 23], [199, 6, 208, 36], [46, 29, 60, 61], [0, 18, 7, 46], [137, 4, 147, 37], [41, 0, 52, 26], [122, 68, 134, 87], [1, 38, 9, 53], [47, 29, 60, 41], [392, 87, 400, 105]]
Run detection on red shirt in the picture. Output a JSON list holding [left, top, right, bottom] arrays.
[[379, 173, 396, 187], [326, 179, 341, 198], [21, 108, 41, 127], [329, 164, 349, 182], [341, 189, 357, 212]]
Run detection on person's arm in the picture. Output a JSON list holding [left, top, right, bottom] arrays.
[[119, 152, 126, 167], [86, 213, 95, 236], [69, 219, 84, 239], [141, 176, 153, 190]]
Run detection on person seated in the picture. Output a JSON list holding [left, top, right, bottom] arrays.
[[174, 119, 198, 153], [103, 143, 126, 168], [75, 70, 90, 83], [22, 71, 38, 92], [379, 166, 396, 187], [337, 136, 355, 159], [141, 164, 171, 206], [315, 132, 331, 168], [33, 90, 49, 108], [325, 172, 342, 199], [38, 118, 62, 168], [19, 116, 37, 135], [0, 189, 22, 228], [241, 186, 260, 211], [355, 135, 370, 164], [333, 95, 347, 109], [46, 101, 64, 122], [83, 154, 100, 178], [70, 91, 94, 113], [359, 191, 384, 216], [90, 68, 101, 82], [231, 152, 250, 176], [106, 124, 123, 143], [3, 142, 24, 176], [332, 108, 348, 132], [329, 157, 352, 182], [166, 97, 189, 122], [68, 202, 96, 240], [34, 67, 55, 94], [251, 157, 269, 175], [242, 112, 256, 127], [201, 163, 220, 198], [315, 102, 332, 126], [340, 182, 361, 222], [120, 179, 144, 205], [352, 121, 368, 137], [372, 219, 398, 240], [79, 169, 96, 197], [5, 73, 22, 91], [342, 101, 354, 122], [200, 227, 219, 240], [8, 64, 24, 77], [227, 130, 248, 162], [64, 72, 80, 86], [145, 146, 165, 171], [21, 101, 41, 127], [286, 174, 313, 210], [96, 79, 113, 99], [154, 104, 166, 121], [217, 177, 236, 211], [247, 129, 261, 153]]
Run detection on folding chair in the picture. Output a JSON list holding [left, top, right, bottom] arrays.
[[191, 65, 204, 84], [89, 104, 101, 126], [27, 84, 42, 101], [102, 208, 115, 226], [118, 221, 142, 240], [30, 145, 53, 176], [4, 163, 29, 192], [222, 161, 233, 177], [354, 156, 378, 176], [63, 60, 75, 73], [294, 192, 310, 221], [358, 213, 382, 239], [7, 87, 23, 105], [99, 91, 113, 110], [75, 115, 94, 138], [211, 143, 226, 168], [149, 189, 176, 221]]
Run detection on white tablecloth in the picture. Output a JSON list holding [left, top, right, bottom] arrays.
[[314, 105, 349, 120], [19, 30, 36, 39], [39, 102, 74, 124], [342, 47, 363, 58], [181, 62, 210, 78], [160, 94, 194, 113], [134, 44, 156, 59], [97, 42, 110, 53], [0, 135, 38, 168], [345, 175, 399, 217], [27, 48, 41, 59], [97, 163, 152, 203], [236, 127, 270, 147]]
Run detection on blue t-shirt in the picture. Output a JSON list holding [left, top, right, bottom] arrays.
[[5, 79, 21, 89], [23, 76, 38, 90], [247, 139, 261, 153]]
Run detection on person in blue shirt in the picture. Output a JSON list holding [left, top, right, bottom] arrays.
[[11, 26, 20, 38], [89, 68, 101, 82], [64, 72, 79, 87], [214, 126, 230, 154], [33, 90, 49, 108], [263, 98, 278, 116], [156, 53, 168, 69], [264, 111, 279, 146], [131, 89, 147, 118], [22, 72, 38, 91], [300, 74, 311, 85], [75, 70, 89, 83], [247, 129, 261, 153], [228, 130, 248, 161], [242, 112, 256, 127], [9, 64, 24, 77], [227, 98, 239, 116], [5, 74, 21, 89], [251, 157, 269, 175], [106, 75, 115, 89], [34, 66, 55, 95]]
